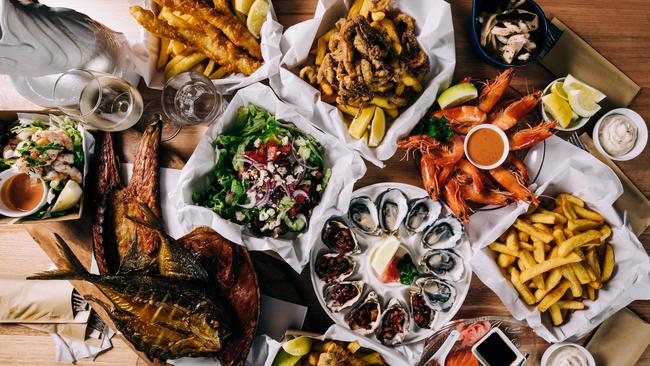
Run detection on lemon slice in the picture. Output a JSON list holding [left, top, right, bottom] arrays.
[[542, 93, 573, 128], [51, 180, 83, 213], [368, 107, 386, 147], [568, 89, 601, 118], [282, 337, 312, 357], [247, 0, 269, 39], [437, 82, 478, 110], [272, 349, 301, 366], [550, 81, 568, 101], [563, 74, 606, 103], [370, 236, 400, 275], [348, 106, 375, 139], [233, 0, 255, 15]]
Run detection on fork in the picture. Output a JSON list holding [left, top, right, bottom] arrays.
[[568, 131, 587, 151]]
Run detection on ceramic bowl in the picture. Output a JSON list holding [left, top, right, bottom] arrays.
[[593, 108, 648, 161], [541, 343, 596, 366], [541, 77, 590, 131], [0, 169, 48, 218]]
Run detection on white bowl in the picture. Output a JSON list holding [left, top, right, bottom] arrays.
[[592, 108, 648, 161], [464, 124, 510, 170], [541, 77, 590, 131], [0, 169, 48, 218], [541, 343, 596, 366]]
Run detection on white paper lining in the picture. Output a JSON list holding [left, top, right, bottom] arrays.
[[172, 82, 366, 272], [270, 0, 456, 166], [128, 0, 283, 94], [470, 136, 650, 343]]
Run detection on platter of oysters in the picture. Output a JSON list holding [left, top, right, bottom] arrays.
[[310, 183, 472, 346]]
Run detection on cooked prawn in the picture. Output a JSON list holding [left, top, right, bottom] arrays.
[[461, 184, 513, 206], [478, 68, 514, 113], [455, 159, 486, 194], [420, 154, 455, 200], [399, 134, 464, 166], [52, 153, 82, 183], [444, 177, 470, 222], [489, 155, 538, 206], [508, 121, 558, 150], [489, 91, 542, 130], [431, 106, 487, 135], [31, 129, 73, 151]]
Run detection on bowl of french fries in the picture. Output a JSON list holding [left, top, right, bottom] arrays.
[[273, 0, 455, 165], [471, 163, 650, 343], [129, 0, 282, 91]]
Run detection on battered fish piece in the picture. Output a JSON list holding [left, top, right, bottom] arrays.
[[130, 6, 261, 75], [153, 0, 262, 60]]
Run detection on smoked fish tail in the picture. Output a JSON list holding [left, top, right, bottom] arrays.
[[28, 234, 95, 282]]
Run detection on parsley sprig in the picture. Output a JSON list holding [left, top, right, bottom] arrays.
[[412, 116, 454, 143]]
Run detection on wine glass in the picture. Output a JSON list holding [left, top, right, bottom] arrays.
[[53, 69, 143, 131], [160, 71, 224, 141]]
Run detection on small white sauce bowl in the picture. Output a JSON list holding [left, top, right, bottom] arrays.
[[464, 124, 509, 170], [541, 77, 590, 132], [593, 108, 647, 161], [541, 342, 596, 366], [0, 169, 48, 218]]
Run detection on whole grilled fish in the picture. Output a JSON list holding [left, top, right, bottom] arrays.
[[92, 121, 162, 275], [29, 234, 231, 361]]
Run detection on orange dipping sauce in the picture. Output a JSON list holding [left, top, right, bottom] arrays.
[[1, 173, 44, 212], [467, 128, 505, 167]]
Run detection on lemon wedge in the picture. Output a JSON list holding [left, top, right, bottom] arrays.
[[568, 89, 601, 118], [437, 82, 478, 110], [368, 107, 386, 147], [247, 0, 269, 39], [550, 81, 568, 100], [51, 180, 83, 213], [370, 236, 400, 275], [272, 349, 301, 366], [282, 337, 312, 357], [542, 93, 573, 128], [563, 74, 606, 103], [233, 0, 255, 15], [348, 106, 375, 139]]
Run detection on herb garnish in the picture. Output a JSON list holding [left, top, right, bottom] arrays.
[[398, 254, 419, 285], [412, 116, 453, 143]]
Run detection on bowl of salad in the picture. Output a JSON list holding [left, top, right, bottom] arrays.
[[192, 104, 330, 237], [0, 113, 92, 221], [174, 83, 365, 272]]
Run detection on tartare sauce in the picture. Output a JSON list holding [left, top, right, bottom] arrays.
[[548, 346, 588, 366], [598, 114, 637, 157]]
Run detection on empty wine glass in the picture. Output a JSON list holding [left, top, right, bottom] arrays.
[[53, 69, 143, 131], [160, 71, 224, 140]]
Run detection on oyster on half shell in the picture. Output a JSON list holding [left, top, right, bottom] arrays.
[[314, 253, 355, 282], [422, 215, 464, 249], [415, 277, 457, 312], [346, 291, 381, 335], [321, 216, 360, 254], [405, 197, 442, 233], [376, 188, 409, 234], [348, 196, 380, 235], [420, 249, 465, 282], [377, 298, 409, 346], [323, 281, 364, 312], [409, 287, 435, 329]]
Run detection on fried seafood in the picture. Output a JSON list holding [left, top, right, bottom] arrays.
[[298, 0, 429, 146], [400, 68, 557, 221], [129, 0, 264, 80]]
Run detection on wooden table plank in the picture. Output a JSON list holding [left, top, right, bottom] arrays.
[[1, 0, 649, 364]]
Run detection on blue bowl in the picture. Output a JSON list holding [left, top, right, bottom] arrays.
[[471, 0, 548, 68]]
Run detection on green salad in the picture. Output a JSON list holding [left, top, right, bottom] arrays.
[[193, 105, 331, 237]]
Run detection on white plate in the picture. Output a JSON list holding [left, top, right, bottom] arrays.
[[310, 182, 472, 346], [540, 78, 590, 132]]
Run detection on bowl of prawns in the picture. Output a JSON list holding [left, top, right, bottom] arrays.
[[399, 68, 558, 222]]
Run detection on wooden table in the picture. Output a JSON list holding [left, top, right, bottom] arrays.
[[1, 0, 649, 365]]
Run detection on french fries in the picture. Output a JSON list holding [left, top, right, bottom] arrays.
[[488, 192, 616, 326]]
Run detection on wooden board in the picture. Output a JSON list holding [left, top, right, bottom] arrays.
[[1, 0, 650, 365]]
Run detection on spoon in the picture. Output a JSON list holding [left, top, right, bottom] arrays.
[[424, 329, 460, 366]]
